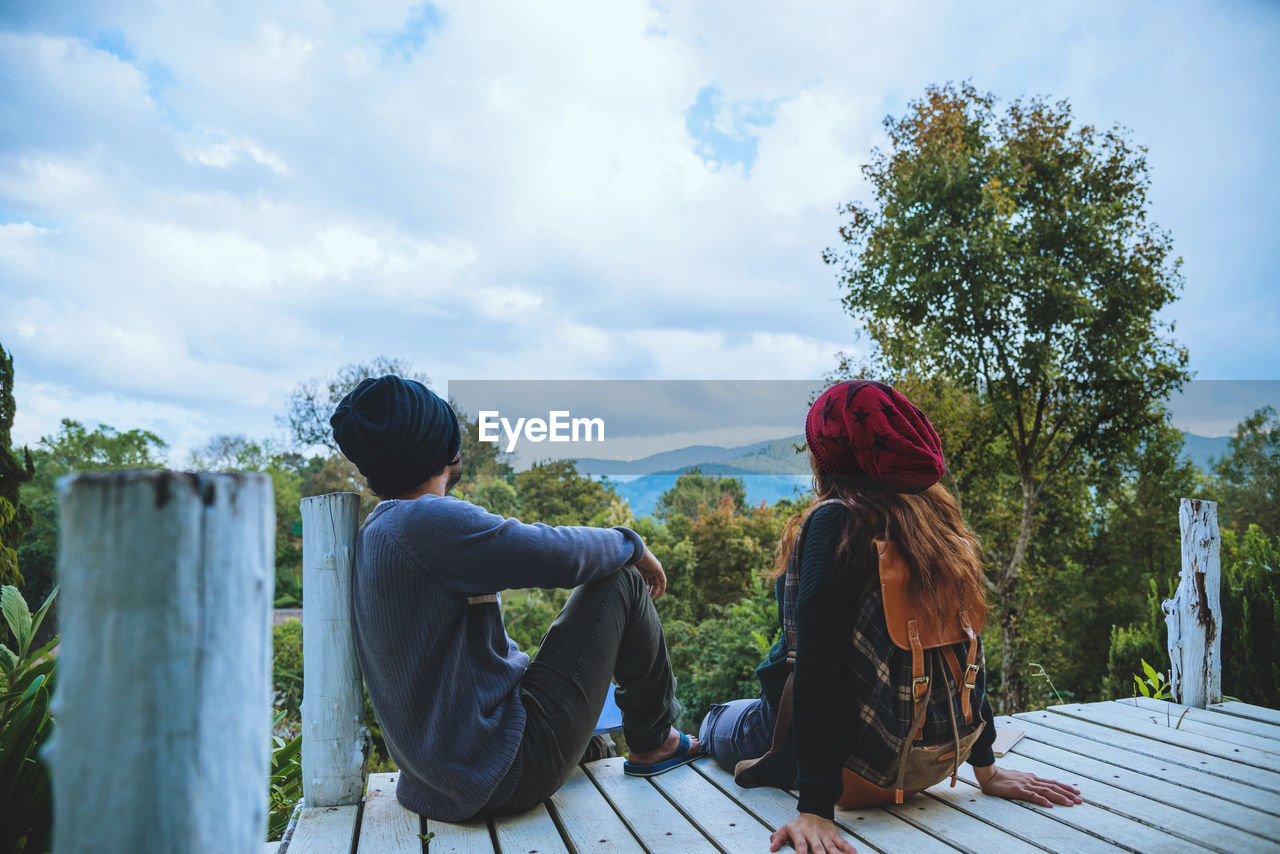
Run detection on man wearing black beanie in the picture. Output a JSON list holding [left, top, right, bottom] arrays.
[[330, 376, 699, 822]]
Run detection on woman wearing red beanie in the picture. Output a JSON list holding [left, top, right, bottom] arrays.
[[698, 380, 1081, 853]]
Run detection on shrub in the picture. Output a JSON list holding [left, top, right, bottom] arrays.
[[272, 619, 304, 726], [1220, 525, 1280, 706], [0, 585, 57, 854]]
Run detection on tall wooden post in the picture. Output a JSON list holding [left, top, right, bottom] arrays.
[[1163, 498, 1223, 708], [52, 471, 274, 854], [300, 492, 366, 807]]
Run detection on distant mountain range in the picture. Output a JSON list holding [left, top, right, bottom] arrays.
[[576, 431, 1232, 518]]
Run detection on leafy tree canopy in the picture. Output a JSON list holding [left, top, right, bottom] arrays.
[[655, 469, 749, 523], [0, 342, 34, 587], [1213, 406, 1279, 538], [513, 459, 619, 527], [824, 82, 1190, 710], [17, 419, 169, 640]]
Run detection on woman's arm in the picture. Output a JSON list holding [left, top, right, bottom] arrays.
[[964, 651, 1080, 806], [791, 503, 859, 819]]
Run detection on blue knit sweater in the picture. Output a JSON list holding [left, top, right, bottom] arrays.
[[350, 494, 646, 820]]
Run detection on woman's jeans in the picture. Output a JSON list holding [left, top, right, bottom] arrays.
[[483, 566, 681, 816], [698, 693, 780, 774]]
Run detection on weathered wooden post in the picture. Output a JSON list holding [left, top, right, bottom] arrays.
[[51, 471, 274, 854], [1163, 497, 1223, 708], [300, 492, 367, 808]]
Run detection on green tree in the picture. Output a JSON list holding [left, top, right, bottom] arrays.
[[664, 575, 779, 731], [1218, 525, 1280, 707], [686, 496, 780, 614], [1212, 406, 1280, 538], [18, 420, 168, 640], [825, 82, 1189, 710], [513, 459, 618, 526], [655, 469, 748, 523], [0, 343, 34, 588]]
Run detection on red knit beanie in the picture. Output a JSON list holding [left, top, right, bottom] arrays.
[[805, 380, 946, 493]]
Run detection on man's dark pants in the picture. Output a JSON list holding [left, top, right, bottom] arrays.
[[482, 566, 680, 815]]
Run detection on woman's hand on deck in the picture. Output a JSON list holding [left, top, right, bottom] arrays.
[[633, 547, 666, 599], [769, 813, 856, 854], [974, 765, 1082, 807]]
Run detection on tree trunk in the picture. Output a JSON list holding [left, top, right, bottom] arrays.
[[999, 479, 1038, 713], [998, 588, 1021, 712], [1163, 498, 1222, 707]]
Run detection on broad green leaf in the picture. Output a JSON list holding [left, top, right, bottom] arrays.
[[1140, 658, 1159, 684], [0, 644, 16, 676], [28, 585, 58, 643], [0, 586, 32, 657], [1134, 674, 1151, 697]]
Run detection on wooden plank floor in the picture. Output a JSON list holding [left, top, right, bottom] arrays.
[[280, 698, 1280, 853]]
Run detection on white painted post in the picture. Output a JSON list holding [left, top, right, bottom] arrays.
[[1162, 498, 1223, 708], [51, 471, 274, 854], [300, 492, 367, 807]]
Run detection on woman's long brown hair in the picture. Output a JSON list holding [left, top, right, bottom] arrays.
[[771, 454, 987, 622]]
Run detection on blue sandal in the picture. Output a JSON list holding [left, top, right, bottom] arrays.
[[623, 732, 702, 777]]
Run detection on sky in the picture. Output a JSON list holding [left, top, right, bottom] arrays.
[[1, 0, 1277, 463]]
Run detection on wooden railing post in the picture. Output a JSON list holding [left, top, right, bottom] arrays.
[[51, 471, 274, 854], [1163, 497, 1223, 708], [300, 492, 366, 808]]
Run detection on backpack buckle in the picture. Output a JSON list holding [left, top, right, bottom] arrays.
[[912, 675, 930, 700], [964, 664, 979, 688]]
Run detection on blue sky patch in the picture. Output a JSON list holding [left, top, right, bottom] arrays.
[[684, 85, 779, 173], [92, 29, 134, 62], [373, 3, 443, 61]]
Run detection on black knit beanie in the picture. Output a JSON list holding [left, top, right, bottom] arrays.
[[330, 375, 461, 497]]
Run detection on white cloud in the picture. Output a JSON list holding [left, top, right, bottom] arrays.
[[0, 0, 1277, 460]]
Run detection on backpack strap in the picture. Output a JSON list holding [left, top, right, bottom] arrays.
[[959, 615, 980, 725]]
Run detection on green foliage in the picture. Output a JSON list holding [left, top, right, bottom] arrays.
[[655, 469, 748, 522], [1018, 420, 1201, 706], [0, 342, 35, 590], [1213, 406, 1280, 539], [0, 585, 58, 854], [514, 460, 618, 526], [17, 420, 168, 647], [1103, 577, 1173, 698], [268, 711, 302, 841], [1219, 525, 1280, 707], [503, 588, 569, 655], [665, 575, 779, 731], [469, 477, 519, 517], [272, 619, 304, 723], [825, 81, 1190, 710], [1133, 658, 1172, 700]]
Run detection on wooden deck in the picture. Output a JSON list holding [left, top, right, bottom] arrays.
[[277, 698, 1280, 853]]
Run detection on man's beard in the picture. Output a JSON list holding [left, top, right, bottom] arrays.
[[445, 460, 463, 492]]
